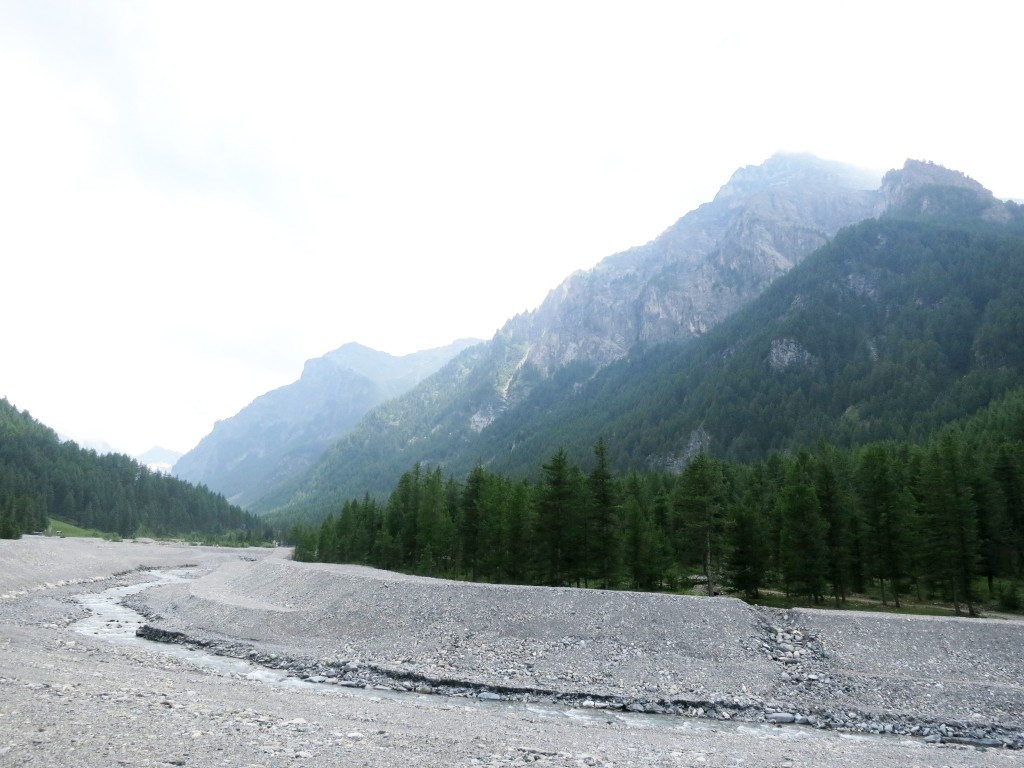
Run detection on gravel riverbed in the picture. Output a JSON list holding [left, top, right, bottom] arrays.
[[2, 537, 1022, 766]]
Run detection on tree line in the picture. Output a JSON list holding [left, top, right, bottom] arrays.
[[0, 399, 273, 542], [291, 388, 1024, 615]]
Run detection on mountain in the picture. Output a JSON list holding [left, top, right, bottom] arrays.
[[0, 399, 268, 540], [524, 153, 881, 374], [473, 195, 1024, 474], [137, 446, 182, 474], [173, 339, 480, 506], [252, 154, 912, 516], [255, 157, 1024, 523]]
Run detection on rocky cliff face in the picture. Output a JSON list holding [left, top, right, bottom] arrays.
[[877, 159, 987, 210], [515, 153, 882, 376], [173, 339, 479, 505]]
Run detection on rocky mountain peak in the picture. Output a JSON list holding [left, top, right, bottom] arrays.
[[512, 154, 882, 377], [713, 152, 879, 206], [877, 159, 996, 215]]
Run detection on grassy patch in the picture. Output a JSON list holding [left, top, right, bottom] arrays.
[[740, 586, 1024, 618], [743, 592, 955, 616], [44, 518, 120, 540]]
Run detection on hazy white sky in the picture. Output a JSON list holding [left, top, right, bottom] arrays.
[[1, 1, 1020, 456]]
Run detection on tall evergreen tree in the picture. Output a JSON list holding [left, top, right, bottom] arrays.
[[536, 449, 581, 586], [855, 443, 913, 607], [588, 438, 620, 588], [992, 443, 1024, 580], [675, 453, 728, 596], [918, 432, 980, 615], [780, 454, 828, 602], [458, 464, 487, 579], [502, 480, 535, 583], [727, 498, 769, 598], [622, 474, 663, 590], [814, 445, 854, 603]]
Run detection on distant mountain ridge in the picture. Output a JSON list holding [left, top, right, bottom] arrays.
[[173, 339, 480, 506], [137, 446, 182, 474]]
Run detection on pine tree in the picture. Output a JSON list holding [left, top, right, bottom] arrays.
[[780, 455, 828, 602], [458, 465, 487, 579], [814, 445, 854, 603], [0, 504, 21, 539], [855, 443, 912, 607], [675, 453, 728, 596], [588, 438, 620, 588], [503, 480, 535, 584], [536, 449, 582, 586], [727, 499, 769, 598], [622, 474, 662, 590], [919, 432, 980, 615], [992, 443, 1024, 580]]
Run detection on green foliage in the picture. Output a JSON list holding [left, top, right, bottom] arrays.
[[674, 453, 729, 596], [0, 399, 273, 543], [44, 518, 110, 539], [287, 384, 1024, 617], [999, 583, 1021, 611], [780, 454, 829, 601]]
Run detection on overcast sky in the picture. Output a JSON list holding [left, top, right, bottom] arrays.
[[1, 1, 1020, 456]]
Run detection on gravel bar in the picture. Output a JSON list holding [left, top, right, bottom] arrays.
[[2, 537, 1022, 766]]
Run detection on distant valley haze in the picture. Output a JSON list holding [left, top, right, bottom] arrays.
[[0, 1, 1019, 457]]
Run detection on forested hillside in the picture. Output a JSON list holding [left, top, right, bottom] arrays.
[[292, 384, 1024, 614], [0, 399, 272, 541]]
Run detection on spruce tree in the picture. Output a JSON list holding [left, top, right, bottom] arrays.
[[919, 432, 980, 615], [675, 453, 727, 596], [588, 438, 620, 588]]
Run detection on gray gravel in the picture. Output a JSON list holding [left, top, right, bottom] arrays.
[[2, 537, 1023, 766]]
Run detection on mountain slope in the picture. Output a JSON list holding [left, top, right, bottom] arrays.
[[523, 153, 880, 374], [256, 158, 1024, 521], [173, 339, 479, 506], [478, 211, 1024, 474], [252, 155, 880, 515], [463, 162, 1024, 472]]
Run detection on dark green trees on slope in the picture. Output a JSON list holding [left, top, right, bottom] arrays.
[[0, 399, 271, 541], [294, 386, 1024, 613]]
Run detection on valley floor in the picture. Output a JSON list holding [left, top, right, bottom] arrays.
[[1, 537, 1022, 766]]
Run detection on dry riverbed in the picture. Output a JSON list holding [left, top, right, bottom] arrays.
[[1, 537, 1022, 767]]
